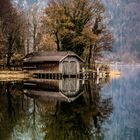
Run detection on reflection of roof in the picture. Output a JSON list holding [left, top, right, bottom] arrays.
[[23, 51, 84, 63], [24, 89, 84, 103], [24, 90, 70, 102]]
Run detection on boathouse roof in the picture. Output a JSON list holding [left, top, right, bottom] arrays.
[[23, 51, 84, 63]]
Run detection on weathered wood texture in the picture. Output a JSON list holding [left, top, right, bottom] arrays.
[[23, 51, 84, 75], [60, 56, 80, 75], [24, 61, 59, 73]]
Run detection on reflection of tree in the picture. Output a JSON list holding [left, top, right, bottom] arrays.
[[0, 81, 33, 140], [0, 79, 113, 140], [39, 79, 113, 140], [84, 80, 113, 132], [0, 82, 19, 139]]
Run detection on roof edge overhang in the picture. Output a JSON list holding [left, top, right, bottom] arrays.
[[23, 52, 85, 63], [60, 54, 85, 63], [23, 60, 59, 63]]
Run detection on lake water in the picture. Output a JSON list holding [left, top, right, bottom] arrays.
[[0, 66, 140, 140]]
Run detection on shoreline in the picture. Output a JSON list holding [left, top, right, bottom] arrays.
[[0, 70, 31, 81], [0, 70, 121, 81], [109, 70, 121, 79]]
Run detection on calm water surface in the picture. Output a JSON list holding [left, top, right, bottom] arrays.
[[0, 66, 140, 140]]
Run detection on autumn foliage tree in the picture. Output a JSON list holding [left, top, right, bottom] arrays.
[[0, 0, 25, 68], [42, 0, 73, 51], [85, 14, 114, 68], [42, 0, 114, 68]]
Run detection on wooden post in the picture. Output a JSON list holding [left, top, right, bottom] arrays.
[[97, 67, 99, 76], [82, 67, 85, 79], [82, 79, 85, 85], [96, 76, 99, 84], [93, 72, 95, 79]]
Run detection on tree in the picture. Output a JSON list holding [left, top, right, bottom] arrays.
[[42, 0, 73, 51], [28, 4, 42, 52], [84, 14, 114, 68], [59, 0, 98, 55], [39, 34, 57, 51], [0, 0, 25, 68], [42, 0, 114, 67], [0, 24, 5, 60], [43, 0, 96, 54]]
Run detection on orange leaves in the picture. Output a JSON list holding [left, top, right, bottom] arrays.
[[39, 34, 57, 51], [83, 27, 97, 43], [41, 0, 113, 61]]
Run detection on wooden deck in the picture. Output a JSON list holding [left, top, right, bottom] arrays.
[[31, 71, 108, 80]]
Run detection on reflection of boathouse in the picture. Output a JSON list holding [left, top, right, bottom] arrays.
[[23, 78, 84, 102], [23, 51, 84, 76]]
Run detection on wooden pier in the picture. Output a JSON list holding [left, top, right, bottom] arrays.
[[32, 70, 108, 80]]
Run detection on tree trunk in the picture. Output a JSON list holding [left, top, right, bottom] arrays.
[[26, 39, 29, 54], [6, 55, 11, 68], [55, 31, 60, 51], [33, 23, 37, 52], [6, 43, 12, 69], [6, 83, 15, 120]]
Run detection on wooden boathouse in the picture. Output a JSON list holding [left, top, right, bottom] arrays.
[[23, 51, 84, 78]]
